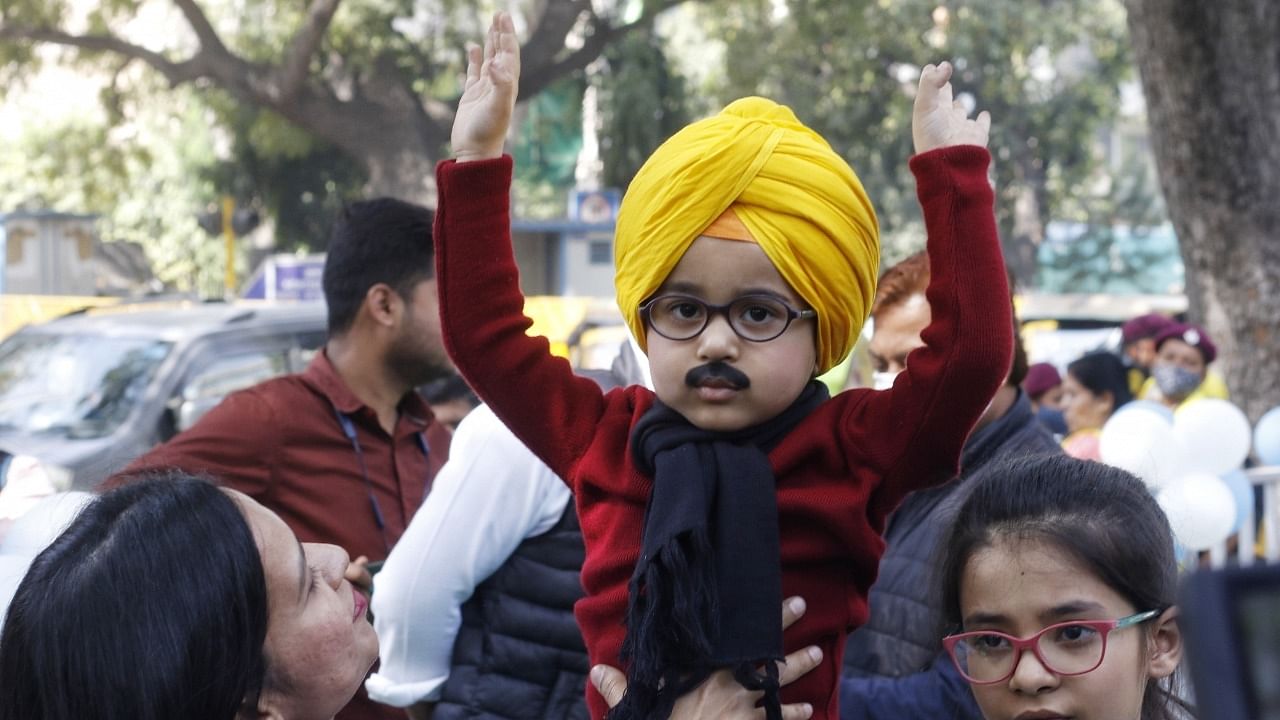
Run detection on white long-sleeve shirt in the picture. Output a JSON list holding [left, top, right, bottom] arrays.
[[365, 404, 570, 707]]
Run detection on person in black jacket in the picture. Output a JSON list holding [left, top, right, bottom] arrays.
[[841, 251, 1061, 720]]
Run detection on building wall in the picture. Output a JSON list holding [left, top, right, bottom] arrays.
[[2, 214, 100, 295]]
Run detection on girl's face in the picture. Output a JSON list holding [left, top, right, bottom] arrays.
[[958, 536, 1182, 720]]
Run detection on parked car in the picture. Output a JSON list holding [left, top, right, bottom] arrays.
[[0, 301, 326, 492]]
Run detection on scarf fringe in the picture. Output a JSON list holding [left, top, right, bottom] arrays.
[[611, 528, 717, 720], [733, 659, 783, 720]]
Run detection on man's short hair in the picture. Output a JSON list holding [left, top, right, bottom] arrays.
[[322, 197, 435, 335]]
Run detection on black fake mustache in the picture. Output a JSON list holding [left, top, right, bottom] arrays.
[[685, 362, 751, 390]]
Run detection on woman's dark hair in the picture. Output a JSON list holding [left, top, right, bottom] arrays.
[[0, 473, 269, 720], [939, 454, 1193, 720], [1067, 351, 1133, 412], [322, 197, 436, 336]]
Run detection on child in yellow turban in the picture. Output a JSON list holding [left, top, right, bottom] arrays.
[[433, 13, 1012, 720]]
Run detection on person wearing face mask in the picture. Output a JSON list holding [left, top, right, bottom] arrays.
[[841, 251, 1060, 720], [1141, 322, 1228, 410], [1120, 313, 1175, 397]]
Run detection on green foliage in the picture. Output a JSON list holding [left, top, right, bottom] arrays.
[[199, 91, 368, 253], [1036, 136, 1180, 294], [0, 87, 228, 296], [512, 75, 587, 219], [595, 26, 691, 191], [694, 0, 1145, 275]]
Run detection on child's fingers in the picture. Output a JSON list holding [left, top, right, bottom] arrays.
[[464, 43, 481, 87], [498, 15, 520, 72], [779, 702, 815, 720], [976, 110, 992, 136]]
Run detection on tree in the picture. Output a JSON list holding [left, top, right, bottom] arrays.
[[595, 24, 690, 191], [0, 89, 229, 295], [1124, 0, 1280, 420], [697, 0, 1136, 281], [0, 0, 704, 203]]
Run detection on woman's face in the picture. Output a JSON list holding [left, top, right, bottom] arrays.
[[1060, 372, 1113, 434], [958, 536, 1181, 720], [1154, 339, 1207, 377], [229, 490, 378, 720]]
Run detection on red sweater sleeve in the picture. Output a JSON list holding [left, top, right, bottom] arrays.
[[850, 146, 1012, 521], [434, 156, 608, 484]]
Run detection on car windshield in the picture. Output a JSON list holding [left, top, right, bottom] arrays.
[[0, 332, 173, 439]]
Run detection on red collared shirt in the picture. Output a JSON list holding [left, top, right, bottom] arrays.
[[113, 349, 451, 561]]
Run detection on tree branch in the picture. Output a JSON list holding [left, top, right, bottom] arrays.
[[0, 24, 203, 85], [170, 0, 232, 56], [278, 0, 343, 102], [521, 0, 592, 73], [520, 0, 706, 97]]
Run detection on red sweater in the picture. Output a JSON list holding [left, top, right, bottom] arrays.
[[434, 146, 1011, 720]]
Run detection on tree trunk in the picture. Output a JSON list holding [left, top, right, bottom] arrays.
[[1124, 0, 1280, 422]]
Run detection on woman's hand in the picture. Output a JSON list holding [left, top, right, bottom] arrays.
[[590, 596, 821, 719], [912, 61, 991, 154], [452, 11, 520, 162]]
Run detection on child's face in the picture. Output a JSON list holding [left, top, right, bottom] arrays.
[[644, 235, 818, 432], [958, 536, 1180, 720]]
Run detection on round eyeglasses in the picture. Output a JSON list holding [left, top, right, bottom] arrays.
[[639, 293, 817, 343], [942, 609, 1160, 685]]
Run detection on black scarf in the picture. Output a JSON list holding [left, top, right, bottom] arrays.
[[611, 381, 829, 720]]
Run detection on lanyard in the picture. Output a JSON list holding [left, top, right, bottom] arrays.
[[330, 404, 430, 554]]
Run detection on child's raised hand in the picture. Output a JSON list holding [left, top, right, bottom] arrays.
[[452, 12, 520, 163], [912, 61, 990, 154]]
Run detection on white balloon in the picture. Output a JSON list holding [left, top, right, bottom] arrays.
[[1099, 409, 1182, 489], [1158, 474, 1238, 551], [1172, 399, 1252, 476]]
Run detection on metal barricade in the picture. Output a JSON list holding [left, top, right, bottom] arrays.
[[1208, 465, 1280, 568]]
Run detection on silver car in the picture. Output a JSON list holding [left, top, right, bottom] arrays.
[[0, 301, 326, 491]]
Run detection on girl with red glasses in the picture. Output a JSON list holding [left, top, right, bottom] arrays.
[[938, 454, 1194, 720]]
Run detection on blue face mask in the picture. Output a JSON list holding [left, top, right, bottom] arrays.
[[1153, 364, 1202, 401]]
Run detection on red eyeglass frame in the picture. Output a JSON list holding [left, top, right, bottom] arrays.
[[942, 609, 1161, 685]]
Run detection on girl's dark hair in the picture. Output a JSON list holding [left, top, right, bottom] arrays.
[[939, 454, 1192, 720], [0, 473, 269, 720], [1067, 351, 1134, 412]]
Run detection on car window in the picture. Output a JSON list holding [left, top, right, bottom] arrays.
[[175, 350, 291, 433], [0, 333, 173, 439], [290, 330, 327, 371]]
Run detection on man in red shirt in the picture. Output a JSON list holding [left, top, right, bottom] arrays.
[[108, 197, 454, 720]]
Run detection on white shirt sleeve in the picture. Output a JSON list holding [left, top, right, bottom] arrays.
[[365, 404, 571, 707]]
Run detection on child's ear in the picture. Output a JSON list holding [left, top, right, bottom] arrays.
[[1147, 607, 1183, 679]]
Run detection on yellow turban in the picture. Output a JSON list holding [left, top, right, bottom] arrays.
[[614, 97, 880, 374]]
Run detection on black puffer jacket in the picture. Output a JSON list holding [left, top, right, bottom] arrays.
[[840, 390, 1060, 720], [434, 505, 589, 720]]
